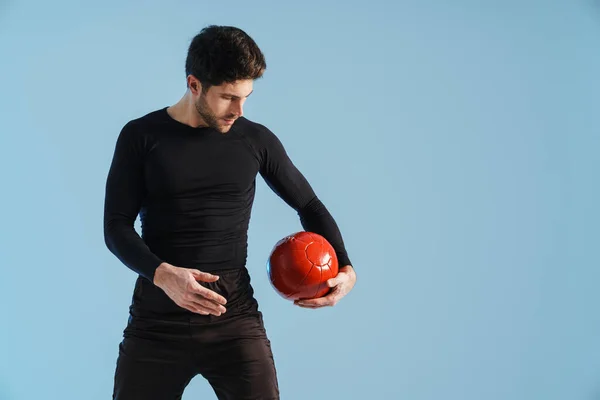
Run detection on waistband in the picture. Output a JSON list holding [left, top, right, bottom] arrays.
[[126, 266, 259, 325]]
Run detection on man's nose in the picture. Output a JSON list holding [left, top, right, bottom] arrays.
[[231, 102, 243, 118]]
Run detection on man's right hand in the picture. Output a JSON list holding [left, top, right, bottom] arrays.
[[153, 262, 227, 316]]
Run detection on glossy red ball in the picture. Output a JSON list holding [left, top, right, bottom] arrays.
[[267, 231, 339, 300]]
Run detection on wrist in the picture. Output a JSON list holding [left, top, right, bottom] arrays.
[[340, 264, 356, 278], [153, 262, 174, 287]]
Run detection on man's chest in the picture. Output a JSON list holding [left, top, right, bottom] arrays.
[[143, 136, 260, 197]]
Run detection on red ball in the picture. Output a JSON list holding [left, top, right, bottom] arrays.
[[267, 231, 339, 300]]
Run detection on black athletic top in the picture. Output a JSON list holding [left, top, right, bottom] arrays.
[[103, 107, 352, 289]]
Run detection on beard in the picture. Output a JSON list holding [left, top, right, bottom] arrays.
[[194, 94, 234, 133]]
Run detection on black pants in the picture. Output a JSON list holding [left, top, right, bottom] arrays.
[[112, 268, 279, 400]]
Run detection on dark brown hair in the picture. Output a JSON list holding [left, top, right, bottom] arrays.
[[185, 25, 267, 92]]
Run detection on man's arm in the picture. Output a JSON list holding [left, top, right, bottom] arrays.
[[103, 121, 165, 283], [256, 125, 353, 269]]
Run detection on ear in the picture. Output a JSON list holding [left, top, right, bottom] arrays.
[[187, 75, 202, 95]]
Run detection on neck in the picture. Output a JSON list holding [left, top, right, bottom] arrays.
[[167, 91, 209, 128]]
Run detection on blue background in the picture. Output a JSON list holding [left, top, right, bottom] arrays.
[[1, 1, 599, 399]]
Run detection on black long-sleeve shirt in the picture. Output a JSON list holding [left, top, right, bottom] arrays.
[[104, 107, 352, 293]]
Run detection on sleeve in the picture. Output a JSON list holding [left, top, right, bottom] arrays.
[[257, 126, 353, 268], [103, 122, 165, 282]]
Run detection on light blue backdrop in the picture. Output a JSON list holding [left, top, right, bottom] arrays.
[[1, 1, 598, 399]]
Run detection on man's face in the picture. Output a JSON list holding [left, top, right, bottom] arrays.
[[194, 79, 254, 133]]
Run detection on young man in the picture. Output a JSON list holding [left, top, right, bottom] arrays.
[[104, 25, 356, 400]]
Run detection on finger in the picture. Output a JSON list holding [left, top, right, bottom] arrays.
[[193, 284, 227, 306], [185, 296, 225, 316], [326, 277, 339, 288], [295, 302, 322, 309], [297, 284, 343, 306], [295, 295, 337, 307], [327, 273, 347, 288], [191, 270, 220, 282], [184, 303, 210, 315], [177, 301, 210, 315], [192, 296, 227, 315]]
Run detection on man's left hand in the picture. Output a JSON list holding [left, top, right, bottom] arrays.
[[294, 265, 356, 308]]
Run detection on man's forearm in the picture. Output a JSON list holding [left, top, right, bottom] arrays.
[[298, 197, 352, 268], [103, 218, 165, 282]]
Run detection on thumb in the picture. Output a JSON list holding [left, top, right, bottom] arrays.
[[190, 269, 219, 282], [327, 277, 340, 288]]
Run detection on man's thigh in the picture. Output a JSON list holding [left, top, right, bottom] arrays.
[[200, 334, 280, 400], [191, 300, 280, 400], [112, 335, 197, 400]]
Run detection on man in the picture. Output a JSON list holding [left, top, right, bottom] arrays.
[[104, 25, 356, 400]]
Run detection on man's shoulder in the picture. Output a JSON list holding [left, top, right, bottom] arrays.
[[235, 116, 265, 132], [235, 116, 276, 143], [112, 108, 168, 148], [123, 107, 167, 131]]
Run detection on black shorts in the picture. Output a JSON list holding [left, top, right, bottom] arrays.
[[112, 267, 279, 400]]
